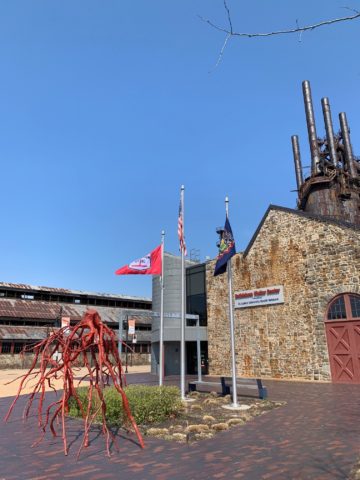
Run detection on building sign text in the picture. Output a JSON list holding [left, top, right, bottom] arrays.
[[234, 286, 284, 308]]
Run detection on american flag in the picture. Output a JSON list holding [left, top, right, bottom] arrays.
[[178, 200, 187, 256]]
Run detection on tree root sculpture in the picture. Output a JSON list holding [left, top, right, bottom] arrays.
[[4, 309, 144, 457]]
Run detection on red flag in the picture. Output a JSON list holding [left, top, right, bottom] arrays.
[[115, 245, 162, 275]]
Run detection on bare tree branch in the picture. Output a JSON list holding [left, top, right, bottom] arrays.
[[202, 1, 360, 70], [210, 33, 231, 72], [341, 6, 360, 15], [200, 1, 360, 38], [223, 0, 233, 34]]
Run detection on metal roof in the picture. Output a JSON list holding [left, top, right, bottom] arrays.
[[0, 282, 151, 302], [0, 326, 49, 341], [0, 299, 152, 325], [0, 299, 70, 320]]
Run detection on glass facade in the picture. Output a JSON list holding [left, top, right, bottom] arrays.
[[186, 263, 207, 326]]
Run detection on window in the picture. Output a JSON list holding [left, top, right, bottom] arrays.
[[186, 318, 197, 327], [21, 294, 34, 300], [137, 325, 151, 331], [14, 343, 24, 354], [327, 296, 347, 320], [186, 264, 207, 326], [350, 295, 360, 318], [1, 342, 12, 354], [327, 294, 360, 321]]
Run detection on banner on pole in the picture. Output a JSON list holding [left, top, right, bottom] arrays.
[[128, 319, 136, 335], [61, 316, 70, 328]]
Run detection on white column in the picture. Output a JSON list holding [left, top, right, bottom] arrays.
[[180, 185, 186, 400], [225, 196, 238, 407], [159, 230, 165, 386]]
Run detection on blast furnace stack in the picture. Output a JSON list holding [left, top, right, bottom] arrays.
[[291, 81, 360, 225]]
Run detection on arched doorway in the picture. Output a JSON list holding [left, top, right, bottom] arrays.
[[325, 293, 360, 383]]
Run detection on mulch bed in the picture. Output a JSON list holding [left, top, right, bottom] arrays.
[[142, 391, 285, 443]]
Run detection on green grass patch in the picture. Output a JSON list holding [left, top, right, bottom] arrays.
[[69, 384, 182, 426]]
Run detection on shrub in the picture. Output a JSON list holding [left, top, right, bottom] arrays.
[[186, 424, 209, 433], [202, 415, 215, 423], [69, 385, 182, 426], [188, 391, 201, 398], [194, 432, 214, 440], [146, 428, 169, 436], [212, 423, 229, 431], [227, 418, 244, 426], [68, 386, 94, 418], [172, 433, 186, 441]]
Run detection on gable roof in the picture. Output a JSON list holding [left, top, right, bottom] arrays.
[[0, 298, 152, 324], [243, 205, 360, 258], [0, 282, 151, 303]]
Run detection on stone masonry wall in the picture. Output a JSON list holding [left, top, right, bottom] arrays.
[[206, 208, 360, 381]]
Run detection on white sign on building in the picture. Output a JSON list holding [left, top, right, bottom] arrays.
[[234, 285, 284, 309]]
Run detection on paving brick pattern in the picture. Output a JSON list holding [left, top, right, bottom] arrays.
[[1, 374, 360, 479]]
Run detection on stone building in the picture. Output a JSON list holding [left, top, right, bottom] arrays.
[[206, 206, 360, 382], [206, 81, 360, 384]]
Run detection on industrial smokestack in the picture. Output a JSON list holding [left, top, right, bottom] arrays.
[[291, 135, 304, 191], [302, 80, 321, 175], [339, 112, 357, 178], [321, 97, 337, 167]]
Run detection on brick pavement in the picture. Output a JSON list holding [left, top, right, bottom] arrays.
[[1, 374, 360, 480]]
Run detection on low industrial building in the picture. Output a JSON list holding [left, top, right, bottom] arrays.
[[151, 253, 208, 376], [0, 282, 152, 368]]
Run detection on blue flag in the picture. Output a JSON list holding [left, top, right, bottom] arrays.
[[214, 217, 236, 276]]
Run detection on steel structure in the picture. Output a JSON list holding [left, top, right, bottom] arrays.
[[292, 81, 360, 225]]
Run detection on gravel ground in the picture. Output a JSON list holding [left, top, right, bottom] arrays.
[[0, 364, 151, 398]]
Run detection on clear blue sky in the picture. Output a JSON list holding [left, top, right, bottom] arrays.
[[0, 0, 359, 298]]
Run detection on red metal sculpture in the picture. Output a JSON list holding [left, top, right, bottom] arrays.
[[4, 309, 144, 457]]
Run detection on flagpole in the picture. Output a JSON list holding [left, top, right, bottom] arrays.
[[225, 196, 238, 408], [180, 185, 186, 400], [159, 230, 165, 386]]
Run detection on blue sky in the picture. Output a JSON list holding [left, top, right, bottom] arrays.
[[0, 0, 359, 298]]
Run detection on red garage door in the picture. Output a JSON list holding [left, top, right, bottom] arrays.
[[325, 294, 360, 384]]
